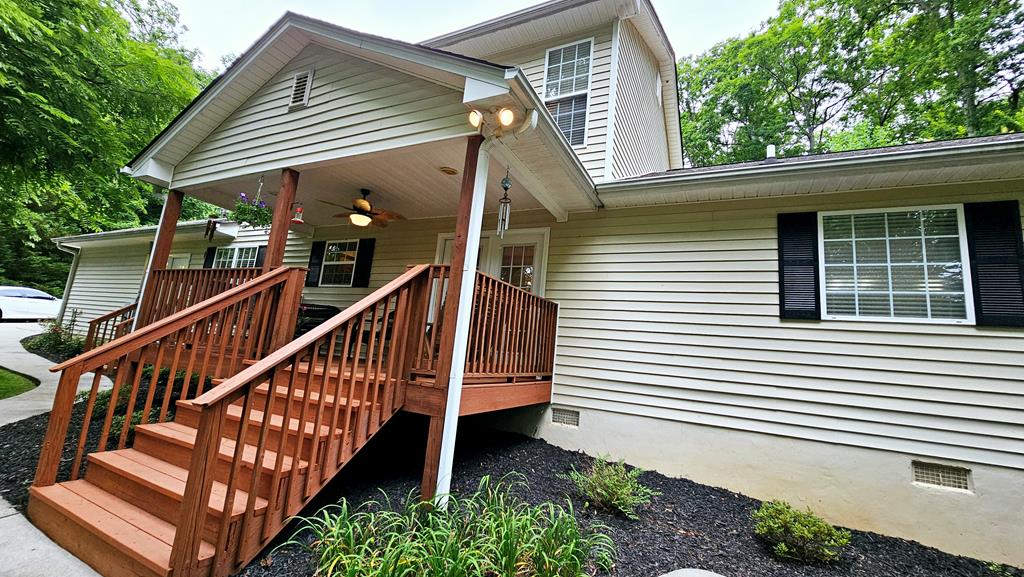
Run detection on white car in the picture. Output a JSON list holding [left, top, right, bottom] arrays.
[[0, 286, 61, 321]]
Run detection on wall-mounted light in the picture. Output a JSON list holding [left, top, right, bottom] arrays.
[[497, 108, 515, 126], [349, 213, 372, 227], [468, 109, 483, 128]]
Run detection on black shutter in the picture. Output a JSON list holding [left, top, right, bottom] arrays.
[[964, 200, 1024, 327], [777, 212, 820, 319], [352, 238, 375, 288], [203, 247, 217, 268], [306, 241, 326, 287], [254, 245, 267, 268]]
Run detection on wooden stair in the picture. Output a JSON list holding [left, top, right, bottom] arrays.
[[29, 366, 389, 577]]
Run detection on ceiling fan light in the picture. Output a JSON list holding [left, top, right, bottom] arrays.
[[349, 213, 372, 227]]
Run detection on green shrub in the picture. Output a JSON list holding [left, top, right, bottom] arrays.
[[752, 500, 851, 563], [24, 310, 85, 362], [560, 456, 659, 520], [283, 475, 614, 577]]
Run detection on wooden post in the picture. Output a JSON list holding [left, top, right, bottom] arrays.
[[421, 134, 488, 502], [134, 188, 183, 329], [264, 168, 299, 272]]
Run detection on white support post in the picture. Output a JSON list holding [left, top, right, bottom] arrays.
[[434, 139, 491, 505]]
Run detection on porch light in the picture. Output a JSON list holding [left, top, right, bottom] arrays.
[[291, 204, 304, 224], [468, 109, 483, 128], [349, 212, 372, 227], [497, 108, 515, 126]]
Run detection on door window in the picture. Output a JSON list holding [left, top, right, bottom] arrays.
[[498, 244, 536, 291]]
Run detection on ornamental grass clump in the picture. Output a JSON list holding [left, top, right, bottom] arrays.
[[561, 456, 659, 520], [752, 500, 851, 563], [283, 475, 615, 577]]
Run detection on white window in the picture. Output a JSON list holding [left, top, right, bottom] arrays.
[[544, 39, 592, 146], [320, 240, 360, 287], [213, 246, 261, 268], [819, 205, 974, 323], [167, 254, 191, 269], [499, 244, 536, 291]]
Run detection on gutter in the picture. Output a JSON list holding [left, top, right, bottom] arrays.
[[597, 137, 1024, 196], [53, 241, 81, 325]]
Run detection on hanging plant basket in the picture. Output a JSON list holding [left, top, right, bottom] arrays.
[[230, 192, 273, 228]]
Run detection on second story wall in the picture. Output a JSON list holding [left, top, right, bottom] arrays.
[[608, 20, 671, 179], [489, 25, 615, 182]]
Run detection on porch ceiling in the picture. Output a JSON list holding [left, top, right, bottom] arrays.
[[184, 138, 546, 226]]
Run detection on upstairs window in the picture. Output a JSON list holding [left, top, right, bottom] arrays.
[[544, 40, 592, 146]]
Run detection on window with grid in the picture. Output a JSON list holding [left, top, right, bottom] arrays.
[[212, 247, 234, 268], [235, 246, 258, 268], [820, 206, 972, 322], [320, 240, 359, 287], [499, 244, 536, 292], [544, 40, 591, 146]]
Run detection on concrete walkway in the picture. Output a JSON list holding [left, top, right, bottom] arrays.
[[0, 322, 101, 577]]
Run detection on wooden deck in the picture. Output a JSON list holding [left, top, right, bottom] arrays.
[[29, 264, 558, 577]]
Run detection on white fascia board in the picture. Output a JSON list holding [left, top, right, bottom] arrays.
[[463, 77, 510, 105], [128, 158, 175, 188]]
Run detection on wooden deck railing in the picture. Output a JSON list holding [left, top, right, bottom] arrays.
[[83, 303, 137, 351], [137, 267, 263, 327], [33, 266, 306, 489], [169, 264, 432, 576]]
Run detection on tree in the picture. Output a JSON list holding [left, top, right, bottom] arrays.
[[0, 0, 212, 293]]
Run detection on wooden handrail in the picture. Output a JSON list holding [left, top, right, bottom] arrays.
[[34, 266, 307, 488], [137, 267, 262, 327], [84, 303, 137, 351], [52, 267, 294, 373], [171, 263, 433, 575]]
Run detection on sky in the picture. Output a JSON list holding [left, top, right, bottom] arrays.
[[171, 0, 779, 70]]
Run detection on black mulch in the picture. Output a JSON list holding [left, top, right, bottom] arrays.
[[0, 406, 1016, 577], [19, 333, 74, 364]]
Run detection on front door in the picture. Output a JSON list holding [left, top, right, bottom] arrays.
[[435, 228, 548, 295]]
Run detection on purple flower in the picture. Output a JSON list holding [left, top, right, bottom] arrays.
[[258, 201, 266, 208], [239, 192, 248, 199]]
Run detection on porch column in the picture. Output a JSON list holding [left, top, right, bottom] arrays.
[[133, 187, 183, 329], [422, 134, 489, 504], [263, 168, 299, 272]]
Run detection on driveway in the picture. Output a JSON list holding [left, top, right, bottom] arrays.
[[0, 322, 102, 577]]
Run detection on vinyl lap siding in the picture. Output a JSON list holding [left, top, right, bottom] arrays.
[[609, 21, 669, 179], [61, 244, 149, 334], [545, 184, 1024, 470], [172, 44, 474, 189], [489, 26, 614, 182]]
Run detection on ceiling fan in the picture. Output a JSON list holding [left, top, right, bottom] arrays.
[[323, 189, 406, 227]]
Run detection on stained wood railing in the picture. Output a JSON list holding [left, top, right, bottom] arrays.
[[169, 264, 432, 576], [83, 303, 137, 351], [137, 267, 263, 327], [33, 266, 306, 488]]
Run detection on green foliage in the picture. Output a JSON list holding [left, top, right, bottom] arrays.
[[283, 475, 615, 577], [0, 0, 213, 293], [0, 366, 37, 399], [229, 192, 273, 228], [560, 456, 659, 520], [752, 500, 851, 563], [24, 310, 85, 361], [678, 0, 1024, 166]]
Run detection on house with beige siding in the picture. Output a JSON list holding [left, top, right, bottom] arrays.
[[32, 1, 1024, 575]]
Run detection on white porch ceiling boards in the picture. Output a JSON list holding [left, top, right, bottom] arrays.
[[189, 138, 544, 227]]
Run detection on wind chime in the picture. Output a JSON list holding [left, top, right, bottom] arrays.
[[497, 167, 513, 238]]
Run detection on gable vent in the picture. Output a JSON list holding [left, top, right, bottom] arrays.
[[912, 461, 971, 491], [551, 407, 579, 427], [288, 69, 314, 110]]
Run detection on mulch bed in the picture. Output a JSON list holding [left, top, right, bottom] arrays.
[[0, 408, 1017, 577], [19, 333, 76, 365]]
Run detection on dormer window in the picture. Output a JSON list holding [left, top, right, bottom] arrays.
[[288, 69, 314, 110], [544, 39, 592, 146]]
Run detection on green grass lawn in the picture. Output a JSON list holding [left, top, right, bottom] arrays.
[[0, 367, 37, 400]]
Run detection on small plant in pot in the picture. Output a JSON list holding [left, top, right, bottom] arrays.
[[230, 191, 273, 228]]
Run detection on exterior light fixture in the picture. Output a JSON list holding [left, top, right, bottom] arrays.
[[468, 109, 483, 128], [349, 212, 372, 227], [439, 166, 459, 176], [290, 204, 304, 224], [497, 108, 515, 126]]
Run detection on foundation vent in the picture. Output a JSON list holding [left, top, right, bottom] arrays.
[[551, 407, 580, 428], [912, 461, 971, 491]]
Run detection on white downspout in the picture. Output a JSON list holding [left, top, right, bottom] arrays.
[[54, 241, 81, 326], [434, 138, 492, 505]]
